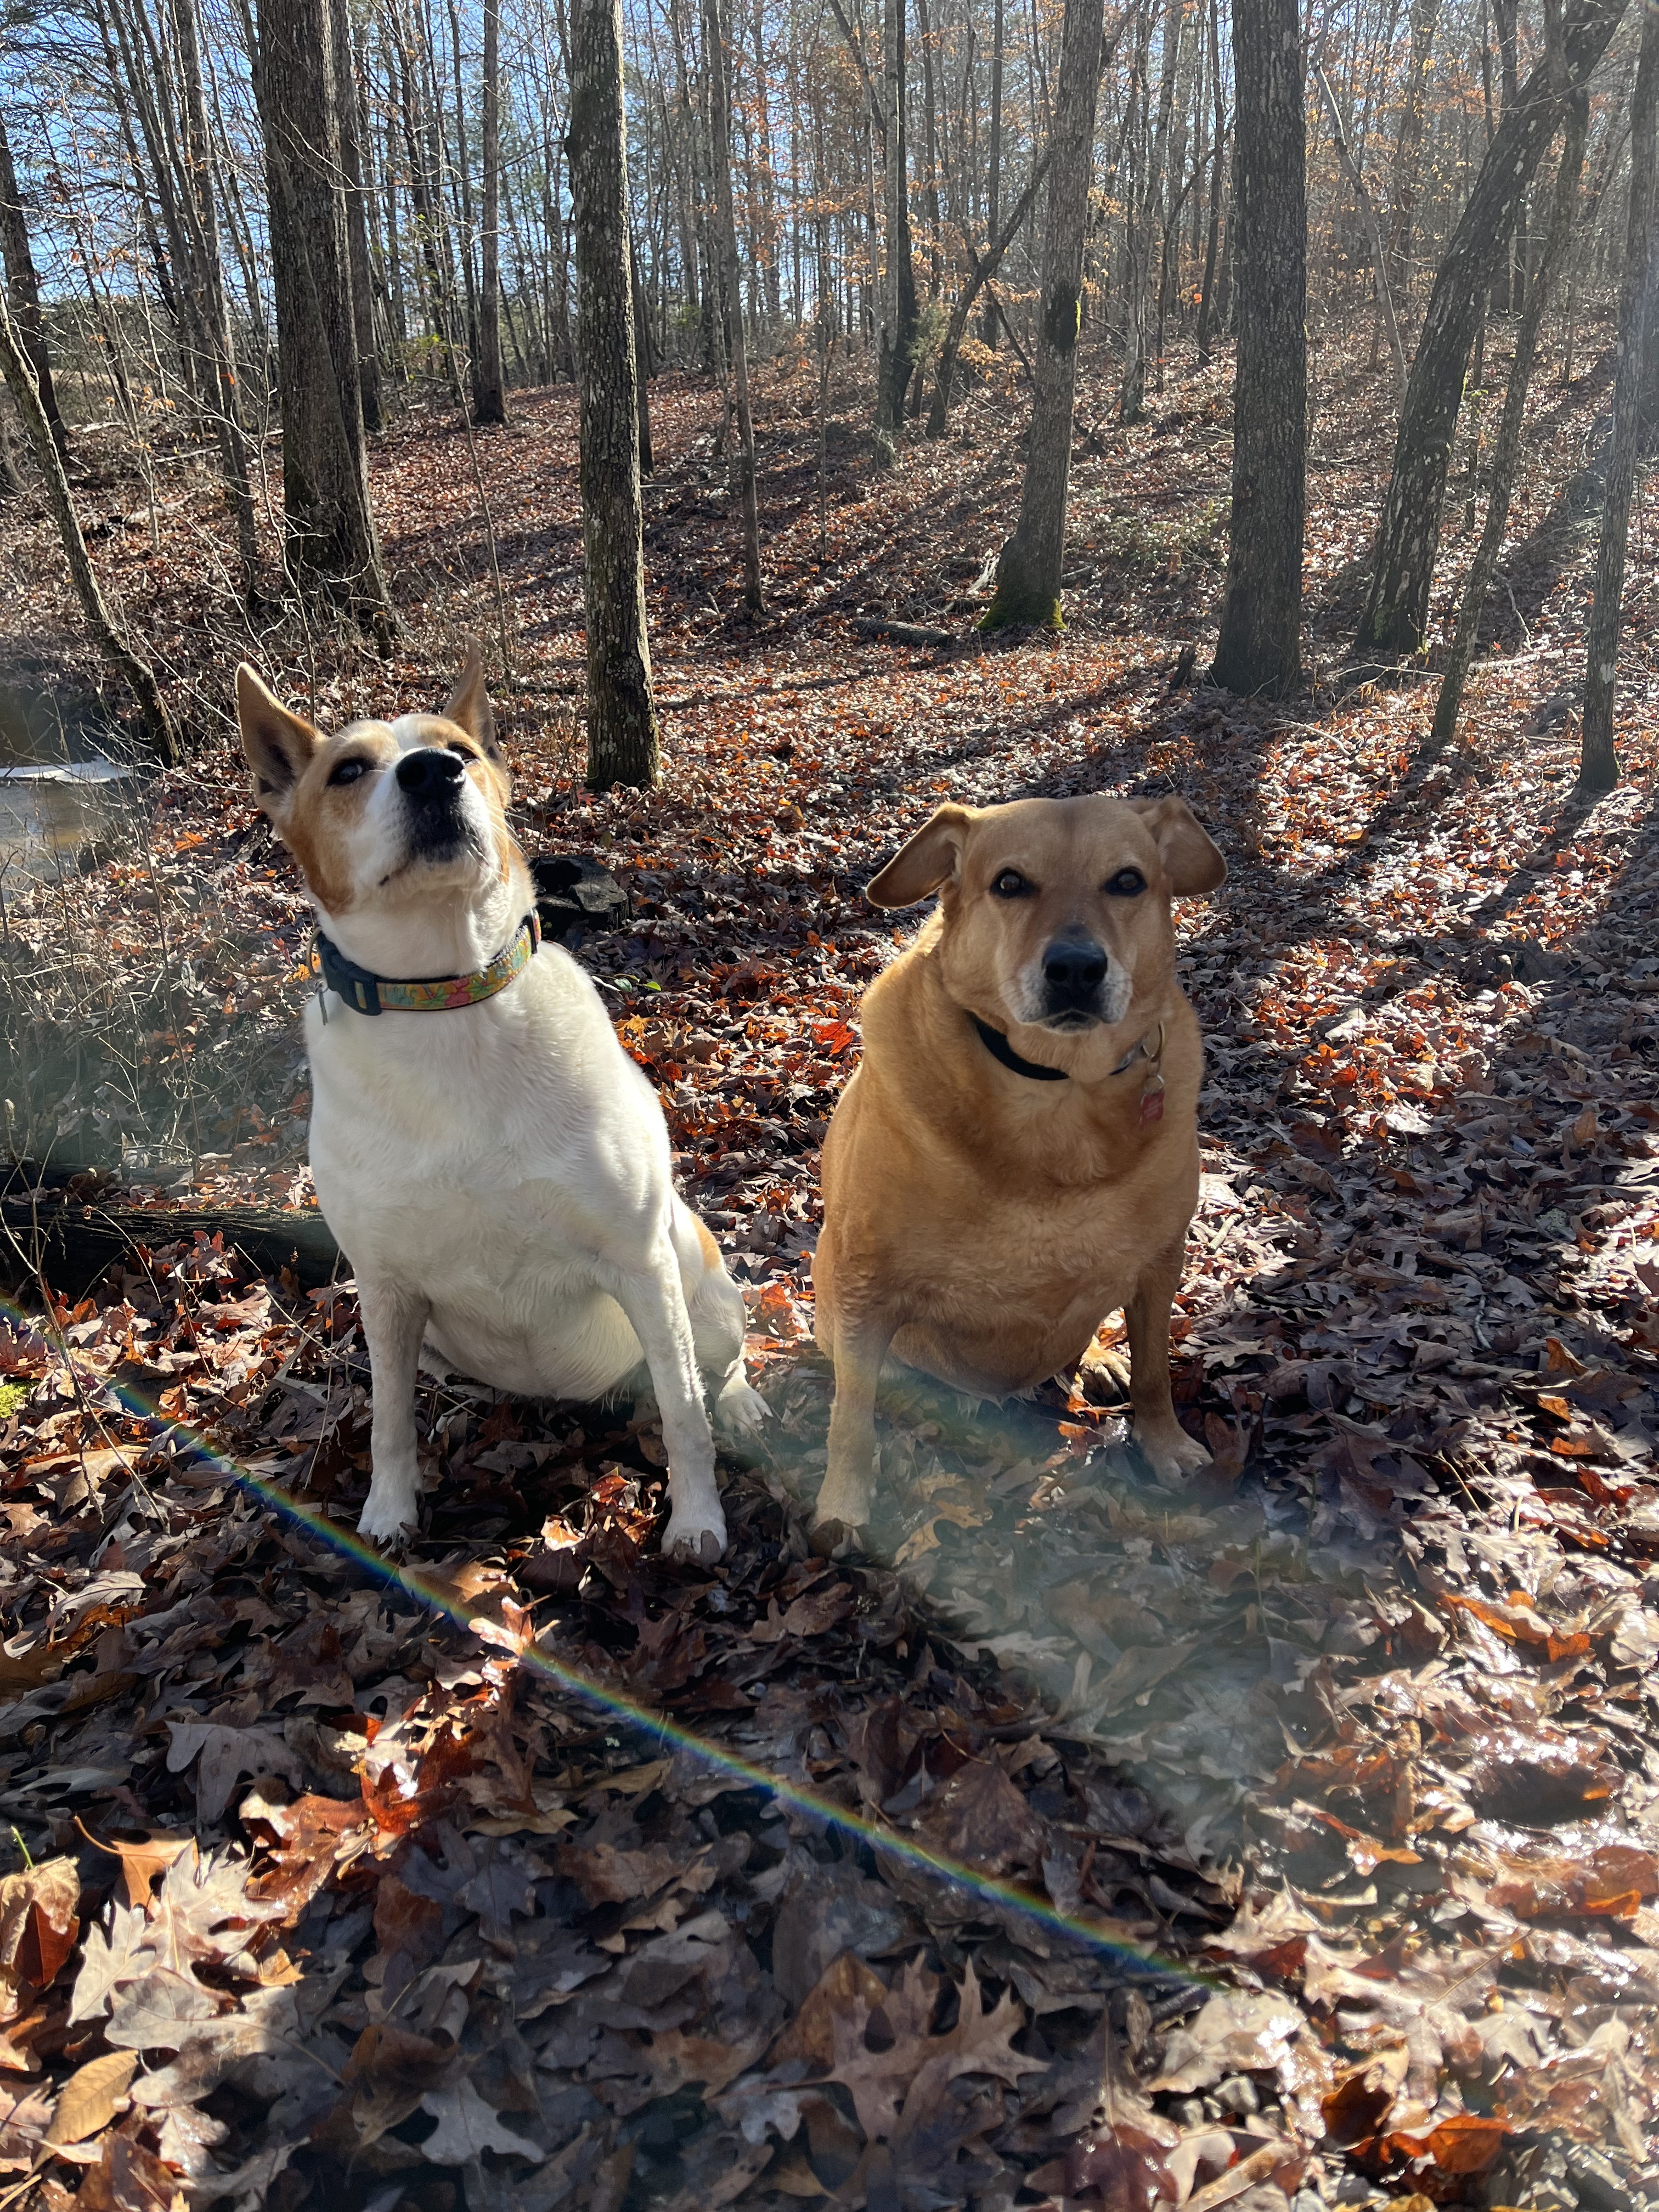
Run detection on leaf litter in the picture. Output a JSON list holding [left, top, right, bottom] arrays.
[[0, 330, 1657, 2208]]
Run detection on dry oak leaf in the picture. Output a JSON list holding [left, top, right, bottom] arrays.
[[1148, 1992, 1302, 2094], [164, 1720, 304, 1824], [69, 2126, 183, 2212], [417, 2076, 543, 2164], [918, 1757, 1048, 1877], [81, 1833, 193, 1914], [71, 1903, 148, 2027], [144, 1846, 285, 1976], [827, 1957, 1043, 2144], [44, 2051, 141, 2145], [103, 1970, 218, 2052]]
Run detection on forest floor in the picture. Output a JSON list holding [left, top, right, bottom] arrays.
[[1, 313, 1658, 2212]]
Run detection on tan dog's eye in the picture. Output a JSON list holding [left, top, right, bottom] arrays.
[[329, 758, 368, 787], [990, 868, 1032, 899], [1104, 868, 1146, 898]]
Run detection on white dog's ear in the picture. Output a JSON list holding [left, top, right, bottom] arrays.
[[866, 804, 977, 908], [444, 637, 503, 764], [236, 664, 319, 812], [1127, 795, 1227, 895]]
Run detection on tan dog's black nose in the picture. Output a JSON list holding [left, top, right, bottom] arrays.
[[1042, 935, 1108, 1005], [396, 747, 465, 798]]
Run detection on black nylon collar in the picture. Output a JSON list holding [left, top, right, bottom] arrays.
[[970, 1014, 1069, 1081]]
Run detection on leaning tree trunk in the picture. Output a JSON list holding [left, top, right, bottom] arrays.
[[0, 290, 177, 765], [253, 0, 392, 623], [1210, 0, 1306, 696], [567, 0, 660, 787], [1579, 0, 1659, 795], [0, 104, 67, 459], [703, 0, 763, 609], [475, 0, 507, 424], [1354, 0, 1629, 660], [979, 0, 1108, 633], [1431, 95, 1586, 753]]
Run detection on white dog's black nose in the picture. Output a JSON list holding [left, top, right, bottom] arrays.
[[397, 747, 466, 799], [1042, 936, 1108, 1005]]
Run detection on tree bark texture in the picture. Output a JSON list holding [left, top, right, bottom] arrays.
[[926, 150, 1051, 436], [0, 289, 178, 765], [1579, 0, 1659, 794], [0, 103, 67, 457], [703, 0, 763, 607], [874, 0, 919, 445], [475, 0, 508, 424], [332, 0, 385, 433], [979, 0, 1108, 631], [1431, 95, 1586, 753], [1355, 0, 1629, 659], [567, 0, 661, 787], [1210, 0, 1306, 697], [253, 0, 391, 617]]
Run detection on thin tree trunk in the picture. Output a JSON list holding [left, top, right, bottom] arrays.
[[1310, 40, 1406, 404], [0, 290, 177, 765], [926, 148, 1051, 435], [874, 0, 919, 449], [251, 0, 392, 623], [334, 0, 385, 432], [567, 0, 659, 787], [703, 0, 762, 603], [1194, 0, 1224, 361], [1122, 0, 1184, 421], [1579, 2, 1659, 794], [1431, 94, 1585, 752], [983, 0, 1003, 343], [980, 0, 1108, 631], [1386, 0, 1440, 301], [1355, 0, 1629, 659], [475, 0, 507, 421], [1210, 0, 1306, 696], [0, 105, 68, 458]]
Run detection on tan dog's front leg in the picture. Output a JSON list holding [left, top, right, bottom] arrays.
[[358, 1277, 432, 1547], [1125, 1244, 1211, 1481], [816, 1314, 895, 1540]]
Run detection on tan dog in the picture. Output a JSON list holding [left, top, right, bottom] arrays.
[[811, 794, 1226, 1536]]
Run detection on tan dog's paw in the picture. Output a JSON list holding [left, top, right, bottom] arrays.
[[663, 1500, 728, 1564], [1133, 1418, 1212, 1482]]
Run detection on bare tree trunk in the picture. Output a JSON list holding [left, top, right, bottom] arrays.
[[475, 0, 507, 422], [252, 0, 392, 623], [926, 149, 1050, 435], [982, 0, 1003, 343], [703, 0, 764, 608], [0, 290, 177, 765], [0, 104, 69, 458], [1386, 0, 1440, 301], [1579, 1, 1659, 794], [1194, 0, 1224, 361], [980, 0, 1108, 631], [1210, 0, 1305, 696], [567, 0, 660, 787], [1432, 94, 1586, 752], [1310, 40, 1406, 404], [1355, 0, 1629, 659], [873, 0, 919, 450], [334, 0, 385, 432], [1122, 0, 1183, 421]]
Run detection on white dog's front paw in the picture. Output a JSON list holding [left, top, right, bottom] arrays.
[[714, 1376, 771, 1436], [662, 1496, 727, 1564], [358, 1472, 420, 1550]]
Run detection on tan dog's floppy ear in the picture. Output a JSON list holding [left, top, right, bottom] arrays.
[[444, 637, 503, 765], [1128, 795, 1227, 895], [236, 664, 319, 812], [866, 804, 975, 908]]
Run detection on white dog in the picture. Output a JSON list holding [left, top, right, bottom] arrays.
[[235, 645, 762, 1559]]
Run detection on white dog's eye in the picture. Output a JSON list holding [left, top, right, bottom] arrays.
[[991, 868, 1032, 899], [1105, 868, 1146, 897], [329, 758, 368, 787]]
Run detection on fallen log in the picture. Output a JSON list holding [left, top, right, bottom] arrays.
[[1, 1189, 341, 1301], [849, 617, 956, 648]]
